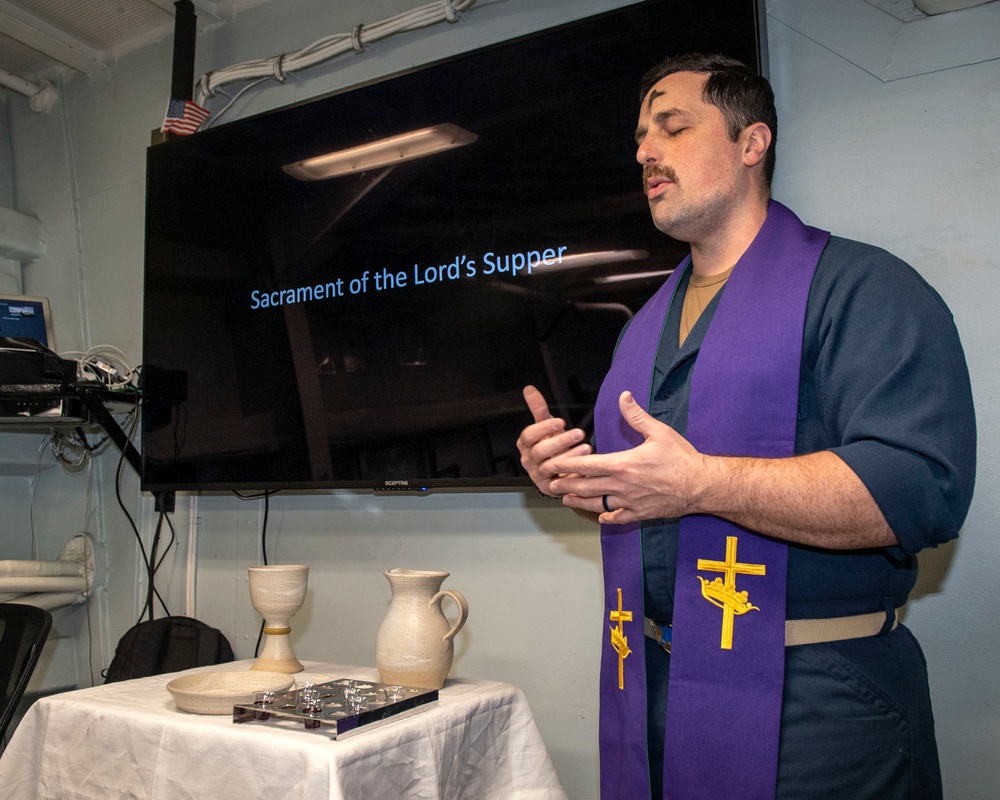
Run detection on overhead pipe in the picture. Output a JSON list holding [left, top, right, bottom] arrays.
[[0, 68, 57, 113]]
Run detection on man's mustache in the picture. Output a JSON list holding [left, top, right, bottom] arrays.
[[642, 164, 679, 191]]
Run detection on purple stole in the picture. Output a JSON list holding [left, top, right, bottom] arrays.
[[595, 201, 829, 800]]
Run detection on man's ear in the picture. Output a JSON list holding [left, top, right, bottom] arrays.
[[742, 122, 772, 169]]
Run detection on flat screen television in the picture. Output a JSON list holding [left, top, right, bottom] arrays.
[[140, 0, 763, 492]]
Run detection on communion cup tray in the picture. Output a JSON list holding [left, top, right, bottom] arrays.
[[232, 678, 438, 739]]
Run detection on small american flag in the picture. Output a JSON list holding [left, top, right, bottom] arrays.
[[160, 99, 210, 136]]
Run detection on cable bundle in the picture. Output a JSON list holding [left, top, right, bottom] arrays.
[[62, 345, 136, 391], [195, 0, 478, 118]]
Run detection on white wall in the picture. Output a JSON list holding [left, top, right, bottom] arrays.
[[2, 0, 998, 797], [766, 3, 1000, 796]]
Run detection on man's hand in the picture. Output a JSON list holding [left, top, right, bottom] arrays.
[[544, 390, 897, 549], [516, 385, 592, 498], [545, 390, 705, 524]]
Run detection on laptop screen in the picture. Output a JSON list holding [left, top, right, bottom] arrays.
[[0, 294, 55, 349]]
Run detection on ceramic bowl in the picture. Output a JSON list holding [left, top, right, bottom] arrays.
[[166, 670, 295, 715]]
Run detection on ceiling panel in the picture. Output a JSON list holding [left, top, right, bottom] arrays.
[[11, 0, 172, 51], [0, 0, 265, 86]]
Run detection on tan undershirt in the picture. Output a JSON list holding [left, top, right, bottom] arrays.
[[679, 266, 734, 347]]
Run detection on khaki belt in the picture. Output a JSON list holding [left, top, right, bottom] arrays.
[[645, 610, 898, 653]]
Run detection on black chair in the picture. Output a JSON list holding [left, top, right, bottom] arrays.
[[0, 602, 53, 747]]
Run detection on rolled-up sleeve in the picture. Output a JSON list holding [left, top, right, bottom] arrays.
[[808, 239, 976, 555]]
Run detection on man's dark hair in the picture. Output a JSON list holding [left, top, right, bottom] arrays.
[[640, 53, 777, 190]]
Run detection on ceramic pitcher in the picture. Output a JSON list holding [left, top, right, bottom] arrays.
[[375, 568, 469, 689]]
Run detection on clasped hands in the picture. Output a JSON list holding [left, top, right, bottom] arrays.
[[516, 385, 710, 525]]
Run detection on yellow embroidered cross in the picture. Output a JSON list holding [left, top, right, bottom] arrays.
[[697, 536, 765, 650], [609, 587, 632, 689]]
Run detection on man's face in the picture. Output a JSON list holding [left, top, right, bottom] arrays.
[[634, 71, 747, 243]]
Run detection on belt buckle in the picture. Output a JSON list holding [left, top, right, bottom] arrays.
[[646, 618, 672, 654]]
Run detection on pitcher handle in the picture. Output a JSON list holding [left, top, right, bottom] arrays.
[[430, 589, 469, 642]]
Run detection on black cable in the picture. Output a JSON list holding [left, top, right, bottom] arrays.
[[152, 509, 174, 617], [232, 489, 279, 501], [232, 489, 277, 655], [113, 406, 171, 625], [114, 408, 153, 623], [248, 492, 272, 657], [73, 426, 108, 451], [155, 512, 177, 574], [142, 511, 165, 622], [137, 501, 176, 623], [232, 489, 276, 566], [261, 492, 270, 566]]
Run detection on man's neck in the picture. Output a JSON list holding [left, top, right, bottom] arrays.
[[689, 196, 770, 277]]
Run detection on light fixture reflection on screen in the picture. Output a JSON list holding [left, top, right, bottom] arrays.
[[594, 268, 675, 284], [283, 123, 478, 181], [536, 249, 650, 272], [523, 249, 660, 280]]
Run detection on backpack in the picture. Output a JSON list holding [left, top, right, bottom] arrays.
[[104, 616, 234, 683]]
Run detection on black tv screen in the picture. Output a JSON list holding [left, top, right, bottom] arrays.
[[140, 0, 762, 492]]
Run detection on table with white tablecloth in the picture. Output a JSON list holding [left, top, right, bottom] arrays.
[[0, 660, 567, 799]]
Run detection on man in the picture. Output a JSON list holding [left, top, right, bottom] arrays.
[[517, 54, 975, 799]]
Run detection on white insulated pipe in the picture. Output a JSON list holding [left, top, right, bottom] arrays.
[[185, 495, 200, 618], [0, 575, 88, 593], [0, 69, 58, 112], [0, 559, 83, 578], [8, 592, 87, 610], [0, 536, 93, 610], [0, 67, 39, 97]]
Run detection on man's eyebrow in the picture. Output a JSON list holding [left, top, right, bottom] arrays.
[[634, 106, 690, 144]]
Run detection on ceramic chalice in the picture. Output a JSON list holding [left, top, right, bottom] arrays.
[[248, 564, 309, 673]]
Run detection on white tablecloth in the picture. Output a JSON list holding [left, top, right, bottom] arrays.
[[0, 661, 567, 800]]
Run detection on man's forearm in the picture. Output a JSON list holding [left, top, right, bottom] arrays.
[[698, 450, 897, 550], [546, 393, 899, 549]]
